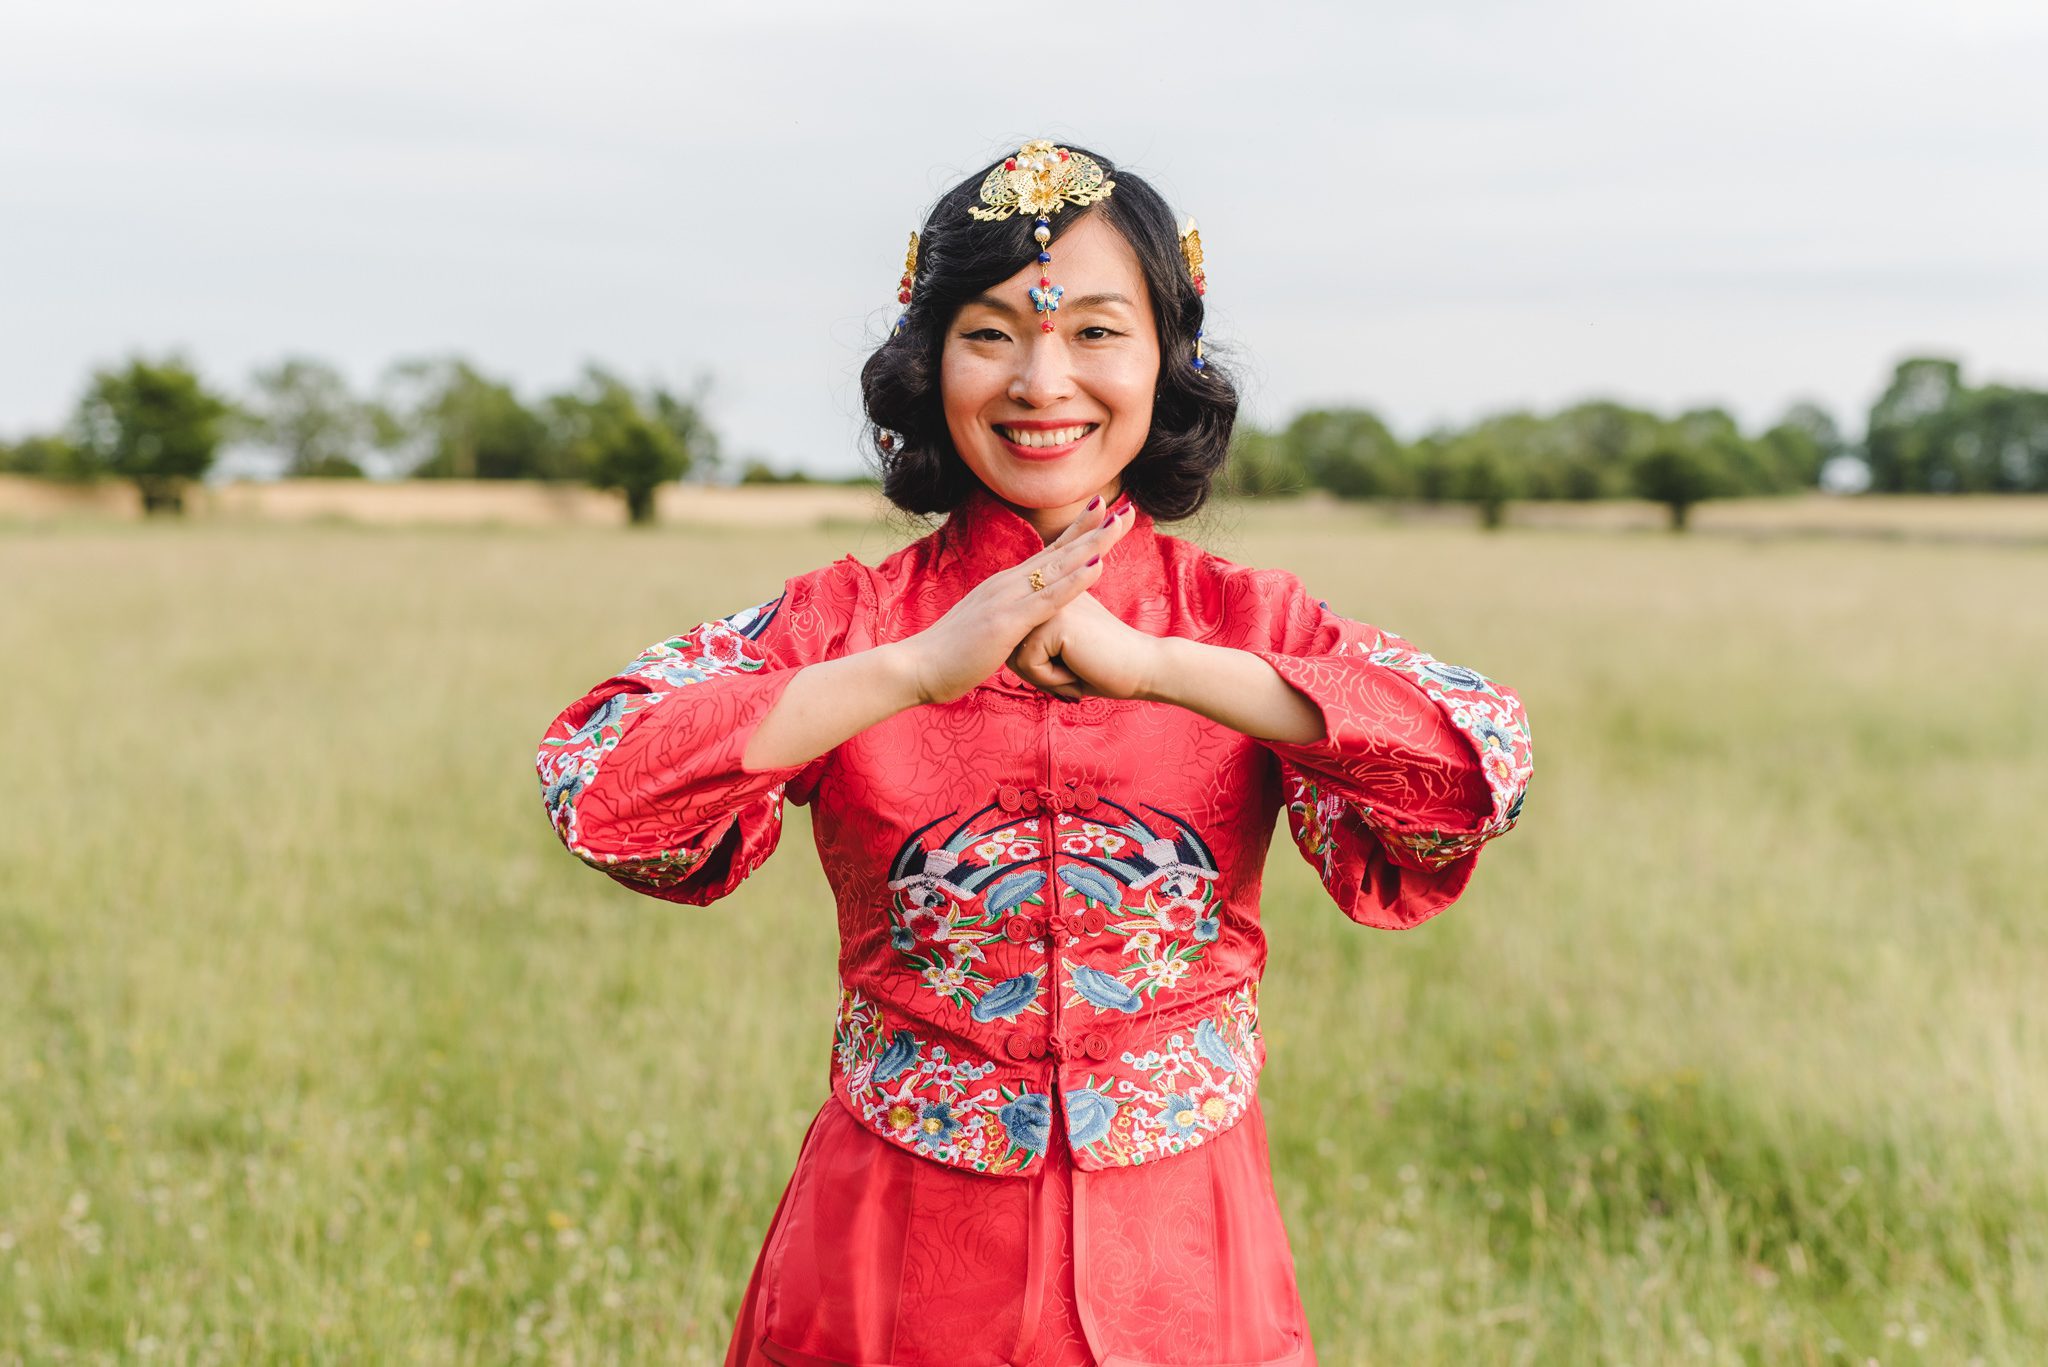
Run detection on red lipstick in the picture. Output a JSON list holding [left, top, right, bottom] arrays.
[[993, 420, 1098, 462]]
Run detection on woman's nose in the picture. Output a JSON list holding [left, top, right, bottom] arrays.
[[1008, 335, 1077, 407]]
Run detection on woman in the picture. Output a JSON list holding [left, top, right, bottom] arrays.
[[536, 140, 1533, 1367]]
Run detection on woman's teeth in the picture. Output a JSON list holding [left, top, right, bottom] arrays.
[[999, 424, 1092, 448]]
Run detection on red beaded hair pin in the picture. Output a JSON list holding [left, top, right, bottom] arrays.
[[891, 231, 918, 337], [971, 139, 1115, 333]]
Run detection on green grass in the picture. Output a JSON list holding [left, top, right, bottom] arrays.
[[2, 504, 2043, 1364]]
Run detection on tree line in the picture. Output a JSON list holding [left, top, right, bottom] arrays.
[[0, 354, 748, 523], [1221, 357, 2048, 529], [4, 352, 2042, 529]]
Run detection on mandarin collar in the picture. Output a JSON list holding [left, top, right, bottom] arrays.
[[935, 482, 1167, 625]]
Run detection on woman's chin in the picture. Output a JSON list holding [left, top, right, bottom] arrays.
[[976, 457, 1121, 511]]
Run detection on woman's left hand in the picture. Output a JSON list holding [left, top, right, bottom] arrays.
[[1007, 593, 1168, 701]]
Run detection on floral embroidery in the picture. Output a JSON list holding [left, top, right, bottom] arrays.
[[535, 596, 782, 885], [1357, 635, 1534, 855], [833, 988, 1049, 1175], [1054, 797, 1224, 1007], [885, 805, 1059, 1018], [1063, 985, 1263, 1166], [1273, 629, 1535, 874]]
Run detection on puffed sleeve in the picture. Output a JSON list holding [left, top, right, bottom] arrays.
[[534, 555, 873, 906], [1219, 567, 1533, 929]]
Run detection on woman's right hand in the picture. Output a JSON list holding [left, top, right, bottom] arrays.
[[898, 493, 1137, 706]]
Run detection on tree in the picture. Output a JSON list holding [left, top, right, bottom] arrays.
[[543, 366, 697, 524], [1865, 357, 1965, 492], [1547, 401, 1666, 499], [1436, 425, 1530, 529], [647, 378, 722, 484], [71, 355, 232, 514], [243, 356, 372, 477], [376, 357, 556, 480], [1949, 385, 2048, 492], [0, 433, 99, 480], [1218, 425, 1306, 497], [738, 459, 814, 485], [1631, 441, 1732, 531], [1280, 408, 1410, 499]]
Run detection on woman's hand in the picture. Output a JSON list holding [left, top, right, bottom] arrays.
[[898, 495, 1137, 706], [1007, 588, 1170, 702]]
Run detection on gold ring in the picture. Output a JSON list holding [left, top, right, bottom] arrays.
[[1028, 568, 1046, 591]]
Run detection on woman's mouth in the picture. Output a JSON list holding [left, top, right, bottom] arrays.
[[994, 423, 1097, 459]]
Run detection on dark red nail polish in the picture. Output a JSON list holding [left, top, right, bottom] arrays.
[[1086, 554, 1100, 565], [1086, 494, 1102, 510]]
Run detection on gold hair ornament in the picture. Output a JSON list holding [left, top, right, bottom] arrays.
[[1180, 217, 1209, 370], [892, 231, 919, 336], [973, 139, 1116, 333]]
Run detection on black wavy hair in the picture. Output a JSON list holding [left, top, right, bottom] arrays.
[[860, 143, 1237, 522]]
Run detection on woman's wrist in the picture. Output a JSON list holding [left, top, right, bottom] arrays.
[[868, 639, 934, 712], [1134, 636, 1195, 707], [1134, 636, 1325, 745]]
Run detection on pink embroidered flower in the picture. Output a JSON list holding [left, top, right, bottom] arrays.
[[703, 628, 744, 665], [1062, 835, 1095, 854], [1152, 898, 1203, 933]]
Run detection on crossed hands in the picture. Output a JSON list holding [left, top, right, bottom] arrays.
[[903, 492, 1166, 707]]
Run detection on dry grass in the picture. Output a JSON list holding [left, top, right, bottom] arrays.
[[1, 506, 2042, 1364]]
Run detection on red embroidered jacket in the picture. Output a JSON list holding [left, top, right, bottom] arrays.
[[536, 486, 1532, 1180]]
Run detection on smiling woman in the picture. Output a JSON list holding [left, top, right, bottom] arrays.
[[537, 137, 1533, 1367], [940, 215, 1162, 518], [863, 142, 1235, 530]]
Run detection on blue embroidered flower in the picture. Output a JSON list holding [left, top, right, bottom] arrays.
[[1063, 1086, 1118, 1148], [542, 765, 587, 817], [913, 1101, 961, 1151], [890, 925, 916, 952], [999, 1093, 1052, 1154], [1417, 659, 1491, 692], [1068, 965, 1142, 1014], [1154, 1093, 1200, 1139], [972, 972, 1043, 1023], [1193, 1018, 1239, 1074], [1192, 915, 1220, 943], [564, 694, 628, 745], [872, 1029, 919, 1083]]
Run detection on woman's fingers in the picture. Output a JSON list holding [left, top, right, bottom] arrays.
[[1020, 503, 1132, 596]]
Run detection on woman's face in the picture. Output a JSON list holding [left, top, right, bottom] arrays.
[[940, 212, 1160, 538]]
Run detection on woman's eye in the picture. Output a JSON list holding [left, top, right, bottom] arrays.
[[962, 327, 1008, 342], [1079, 326, 1122, 340]]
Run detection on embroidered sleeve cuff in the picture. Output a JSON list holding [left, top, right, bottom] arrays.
[[537, 613, 814, 902], [1250, 646, 1532, 871]]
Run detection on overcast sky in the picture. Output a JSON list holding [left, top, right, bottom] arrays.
[[4, 0, 2044, 474]]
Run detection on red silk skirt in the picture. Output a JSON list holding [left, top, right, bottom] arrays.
[[723, 1090, 1316, 1367]]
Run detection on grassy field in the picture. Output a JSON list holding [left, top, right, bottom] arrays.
[[2, 501, 2043, 1364]]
